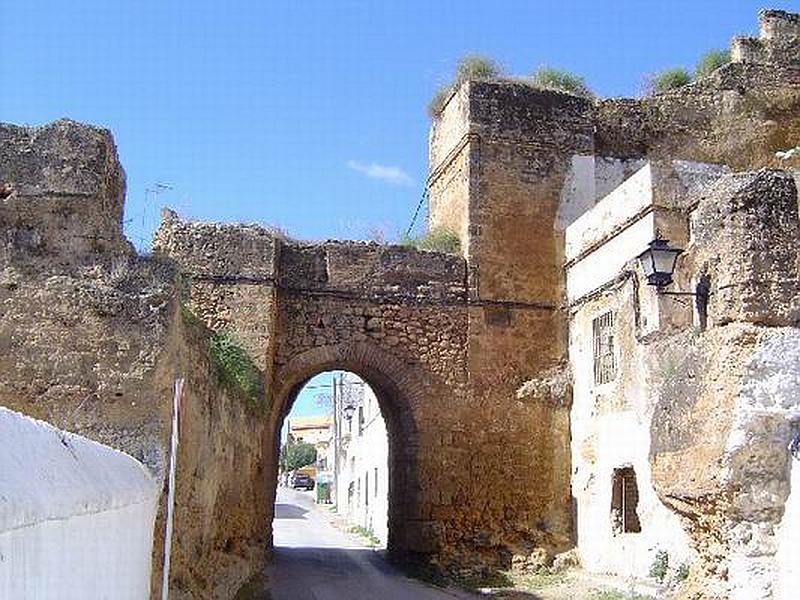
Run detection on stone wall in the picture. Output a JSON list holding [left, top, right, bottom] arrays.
[[731, 9, 800, 67], [0, 120, 174, 473], [163, 313, 270, 600], [0, 119, 131, 258], [595, 11, 800, 169], [156, 202, 581, 573], [154, 217, 479, 567], [687, 170, 800, 327], [428, 79, 596, 571], [152, 211, 279, 387], [428, 84, 472, 253]]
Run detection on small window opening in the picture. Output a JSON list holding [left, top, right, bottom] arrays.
[[358, 406, 364, 436], [611, 466, 641, 534], [593, 311, 617, 385], [365, 471, 369, 506], [374, 467, 378, 498]]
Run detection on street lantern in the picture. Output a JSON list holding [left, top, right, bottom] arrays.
[[342, 403, 356, 421], [637, 239, 683, 289]]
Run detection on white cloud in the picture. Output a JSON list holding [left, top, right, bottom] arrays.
[[346, 160, 413, 187]]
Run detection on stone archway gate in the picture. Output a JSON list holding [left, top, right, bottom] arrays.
[[153, 209, 571, 574]]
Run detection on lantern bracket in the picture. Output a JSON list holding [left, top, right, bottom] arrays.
[[657, 289, 706, 297]]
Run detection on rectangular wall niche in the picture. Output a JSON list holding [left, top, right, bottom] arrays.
[[593, 311, 617, 385], [611, 466, 641, 534]]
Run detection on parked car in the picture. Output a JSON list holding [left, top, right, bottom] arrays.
[[291, 472, 315, 490]]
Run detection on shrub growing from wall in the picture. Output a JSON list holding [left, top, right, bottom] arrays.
[[647, 67, 692, 94], [695, 48, 730, 78], [400, 226, 461, 254], [528, 66, 593, 98], [428, 54, 502, 118], [209, 331, 264, 404]]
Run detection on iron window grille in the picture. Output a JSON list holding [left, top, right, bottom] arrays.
[[593, 311, 617, 385]]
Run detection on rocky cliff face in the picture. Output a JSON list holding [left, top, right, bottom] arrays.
[[649, 170, 800, 599]]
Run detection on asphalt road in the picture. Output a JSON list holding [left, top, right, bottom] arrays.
[[256, 486, 476, 600]]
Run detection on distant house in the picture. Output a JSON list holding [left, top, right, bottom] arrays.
[[287, 415, 333, 469]]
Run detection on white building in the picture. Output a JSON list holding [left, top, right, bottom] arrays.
[[0, 406, 159, 600], [562, 159, 719, 579], [332, 372, 389, 546]]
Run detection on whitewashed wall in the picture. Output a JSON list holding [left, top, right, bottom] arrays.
[[569, 285, 694, 580], [334, 375, 389, 546], [724, 331, 800, 600], [0, 407, 159, 600]]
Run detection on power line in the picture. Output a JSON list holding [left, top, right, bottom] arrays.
[[404, 186, 428, 237]]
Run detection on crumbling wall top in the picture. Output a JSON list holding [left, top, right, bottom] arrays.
[[466, 80, 594, 153], [687, 168, 799, 327], [152, 209, 279, 279], [0, 119, 124, 202], [0, 119, 130, 259], [154, 211, 468, 303], [280, 240, 467, 302], [732, 9, 800, 66]]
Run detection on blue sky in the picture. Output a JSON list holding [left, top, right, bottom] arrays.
[[3, 1, 795, 249], [281, 371, 336, 439], [291, 372, 335, 419]]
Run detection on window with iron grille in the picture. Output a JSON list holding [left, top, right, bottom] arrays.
[[593, 311, 617, 385]]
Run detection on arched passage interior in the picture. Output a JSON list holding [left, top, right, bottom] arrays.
[[265, 343, 424, 558]]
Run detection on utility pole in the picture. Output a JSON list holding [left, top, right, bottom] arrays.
[[332, 373, 338, 507]]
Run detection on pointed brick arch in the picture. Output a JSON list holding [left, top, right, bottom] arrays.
[[269, 340, 428, 557]]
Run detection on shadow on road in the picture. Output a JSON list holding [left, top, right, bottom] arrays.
[[237, 546, 551, 600], [273, 503, 309, 519], [258, 546, 484, 599], [485, 592, 545, 600]]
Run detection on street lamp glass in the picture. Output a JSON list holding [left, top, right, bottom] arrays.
[[637, 239, 683, 287]]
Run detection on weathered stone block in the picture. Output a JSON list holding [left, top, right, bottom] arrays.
[[691, 169, 799, 327], [0, 119, 129, 258]]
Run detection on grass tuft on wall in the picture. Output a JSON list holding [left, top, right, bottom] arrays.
[[400, 226, 461, 254], [209, 331, 265, 405]]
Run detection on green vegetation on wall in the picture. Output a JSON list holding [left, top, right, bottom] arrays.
[[648, 67, 692, 93], [646, 47, 731, 95], [648, 549, 670, 582], [400, 226, 461, 254], [209, 330, 264, 404], [695, 48, 730, 78], [428, 54, 502, 118], [528, 66, 593, 98]]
